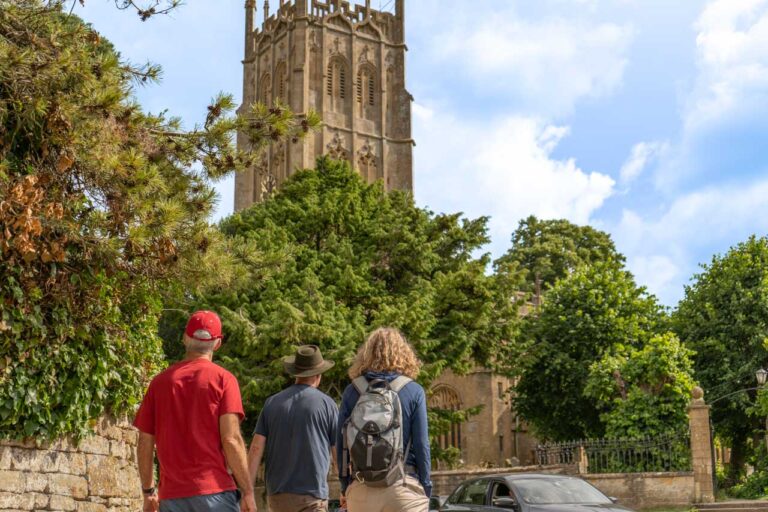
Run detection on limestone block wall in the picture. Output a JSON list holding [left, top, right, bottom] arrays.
[[583, 472, 696, 509], [0, 417, 141, 512], [430, 465, 575, 497]]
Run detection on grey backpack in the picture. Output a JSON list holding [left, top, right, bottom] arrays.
[[342, 376, 412, 487]]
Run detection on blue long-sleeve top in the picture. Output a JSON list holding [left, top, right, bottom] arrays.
[[336, 371, 432, 497]]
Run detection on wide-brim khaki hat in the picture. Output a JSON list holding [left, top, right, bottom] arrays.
[[282, 345, 335, 377]]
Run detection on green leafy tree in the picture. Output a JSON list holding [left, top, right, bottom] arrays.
[[161, 158, 522, 436], [512, 260, 666, 441], [495, 216, 624, 296], [0, 1, 317, 439], [673, 235, 768, 481], [585, 332, 695, 439]]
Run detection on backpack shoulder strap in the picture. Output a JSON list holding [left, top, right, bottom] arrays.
[[389, 376, 412, 393], [352, 376, 369, 394]]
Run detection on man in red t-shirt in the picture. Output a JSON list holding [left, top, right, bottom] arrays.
[[134, 311, 256, 512]]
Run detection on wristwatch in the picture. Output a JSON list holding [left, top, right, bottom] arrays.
[[142, 487, 156, 496]]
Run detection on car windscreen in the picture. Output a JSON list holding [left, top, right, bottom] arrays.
[[511, 478, 612, 505]]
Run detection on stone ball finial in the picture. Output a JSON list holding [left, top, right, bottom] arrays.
[[692, 386, 705, 401]]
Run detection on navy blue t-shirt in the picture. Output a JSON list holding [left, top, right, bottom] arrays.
[[255, 384, 339, 499]]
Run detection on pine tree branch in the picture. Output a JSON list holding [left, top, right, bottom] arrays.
[[113, 0, 183, 21]]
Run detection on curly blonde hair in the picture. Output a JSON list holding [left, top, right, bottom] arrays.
[[348, 327, 421, 379]]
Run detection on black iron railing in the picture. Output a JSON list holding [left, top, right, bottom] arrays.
[[535, 430, 691, 474]]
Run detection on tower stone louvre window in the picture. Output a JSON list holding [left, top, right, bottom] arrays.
[[274, 61, 288, 102], [327, 56, 348, 112], [235, 0, 414, 210]]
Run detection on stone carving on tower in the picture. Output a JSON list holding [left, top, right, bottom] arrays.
[[326, 131, 348, 160], [235, 0, 414, 210]]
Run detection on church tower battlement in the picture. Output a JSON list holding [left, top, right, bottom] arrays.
[[235, 0, 414, 210]]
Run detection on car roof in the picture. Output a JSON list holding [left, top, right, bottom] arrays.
[[467, 472, 577, 481]]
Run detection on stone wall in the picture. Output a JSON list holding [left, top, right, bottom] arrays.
[[430, 465, 575, 497], [253, 467, 697, 510], [0, 417, 141, 512], [584, 472, 696, 509]]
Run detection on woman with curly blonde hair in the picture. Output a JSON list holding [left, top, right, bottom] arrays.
[[337, 328, 431, 512]]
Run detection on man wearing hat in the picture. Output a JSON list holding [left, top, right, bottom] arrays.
[[134, 311, 256, 512], [247, 345, 339, 512]]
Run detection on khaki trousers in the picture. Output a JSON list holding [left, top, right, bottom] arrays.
[[346, 477, 429, 512], [267, 493, 328, 512]]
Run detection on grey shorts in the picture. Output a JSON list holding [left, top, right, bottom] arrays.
[[160, 490, 240, 512]]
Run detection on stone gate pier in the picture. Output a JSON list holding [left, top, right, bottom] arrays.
[[689, 386, 715, 504]]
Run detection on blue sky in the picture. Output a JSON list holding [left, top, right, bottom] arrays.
[[77, 0, 768, 307]]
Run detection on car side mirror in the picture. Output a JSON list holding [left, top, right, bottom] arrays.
[[609, 497, 619, 504], [493, 497, 519, 509]]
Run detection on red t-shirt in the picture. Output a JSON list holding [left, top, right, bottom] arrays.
[[133, 358, 245, 500]]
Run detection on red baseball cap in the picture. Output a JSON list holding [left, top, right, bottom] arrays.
[[185, 311, 223, 342]]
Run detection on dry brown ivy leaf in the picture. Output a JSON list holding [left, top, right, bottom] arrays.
[[56, 153, 74, 173]]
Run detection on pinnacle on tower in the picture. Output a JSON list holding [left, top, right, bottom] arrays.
[[244, 0, 256, 57]]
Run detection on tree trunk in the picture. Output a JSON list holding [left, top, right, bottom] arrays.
[[727, 434, 747, 487]]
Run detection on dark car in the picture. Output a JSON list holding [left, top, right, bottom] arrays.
[[431, 495, 448, 511], [439, 473, 634, 512]]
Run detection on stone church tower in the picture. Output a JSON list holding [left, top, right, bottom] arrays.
[[235, 0, 414, 210]]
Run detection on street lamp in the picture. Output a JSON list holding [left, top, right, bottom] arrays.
[[758, 369, 768, 449]]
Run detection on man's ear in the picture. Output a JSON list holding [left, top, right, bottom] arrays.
[[213, 338, 223, 351]]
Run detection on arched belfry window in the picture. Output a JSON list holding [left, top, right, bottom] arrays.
[[259, 72, 272, 105], [430, 385, 463, 452], [274, 62, 287, 103], [356, 65, 377, 119], [327, 57, 348, 113]]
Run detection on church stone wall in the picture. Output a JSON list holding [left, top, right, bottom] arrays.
[[0, 417, 141, 512], [431, 369, 539, 468]]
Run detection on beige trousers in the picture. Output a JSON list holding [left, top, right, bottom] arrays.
[[267, 493, 328, 512], [346, 477, 429, 512]]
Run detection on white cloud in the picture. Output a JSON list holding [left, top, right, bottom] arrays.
[[687, 0, 768, 129], [652, 0, 768, 190], [619, 141, 668, 183], [627, 255, 680, 300], [413, 104, 615, 249], [614, 177, 768, 304], [431, 12, 633, 115]]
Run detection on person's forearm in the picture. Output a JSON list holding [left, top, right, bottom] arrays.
[[222, 433, 254, 496], [137, 433, 156, 489], [247, 436, 265, 488]]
